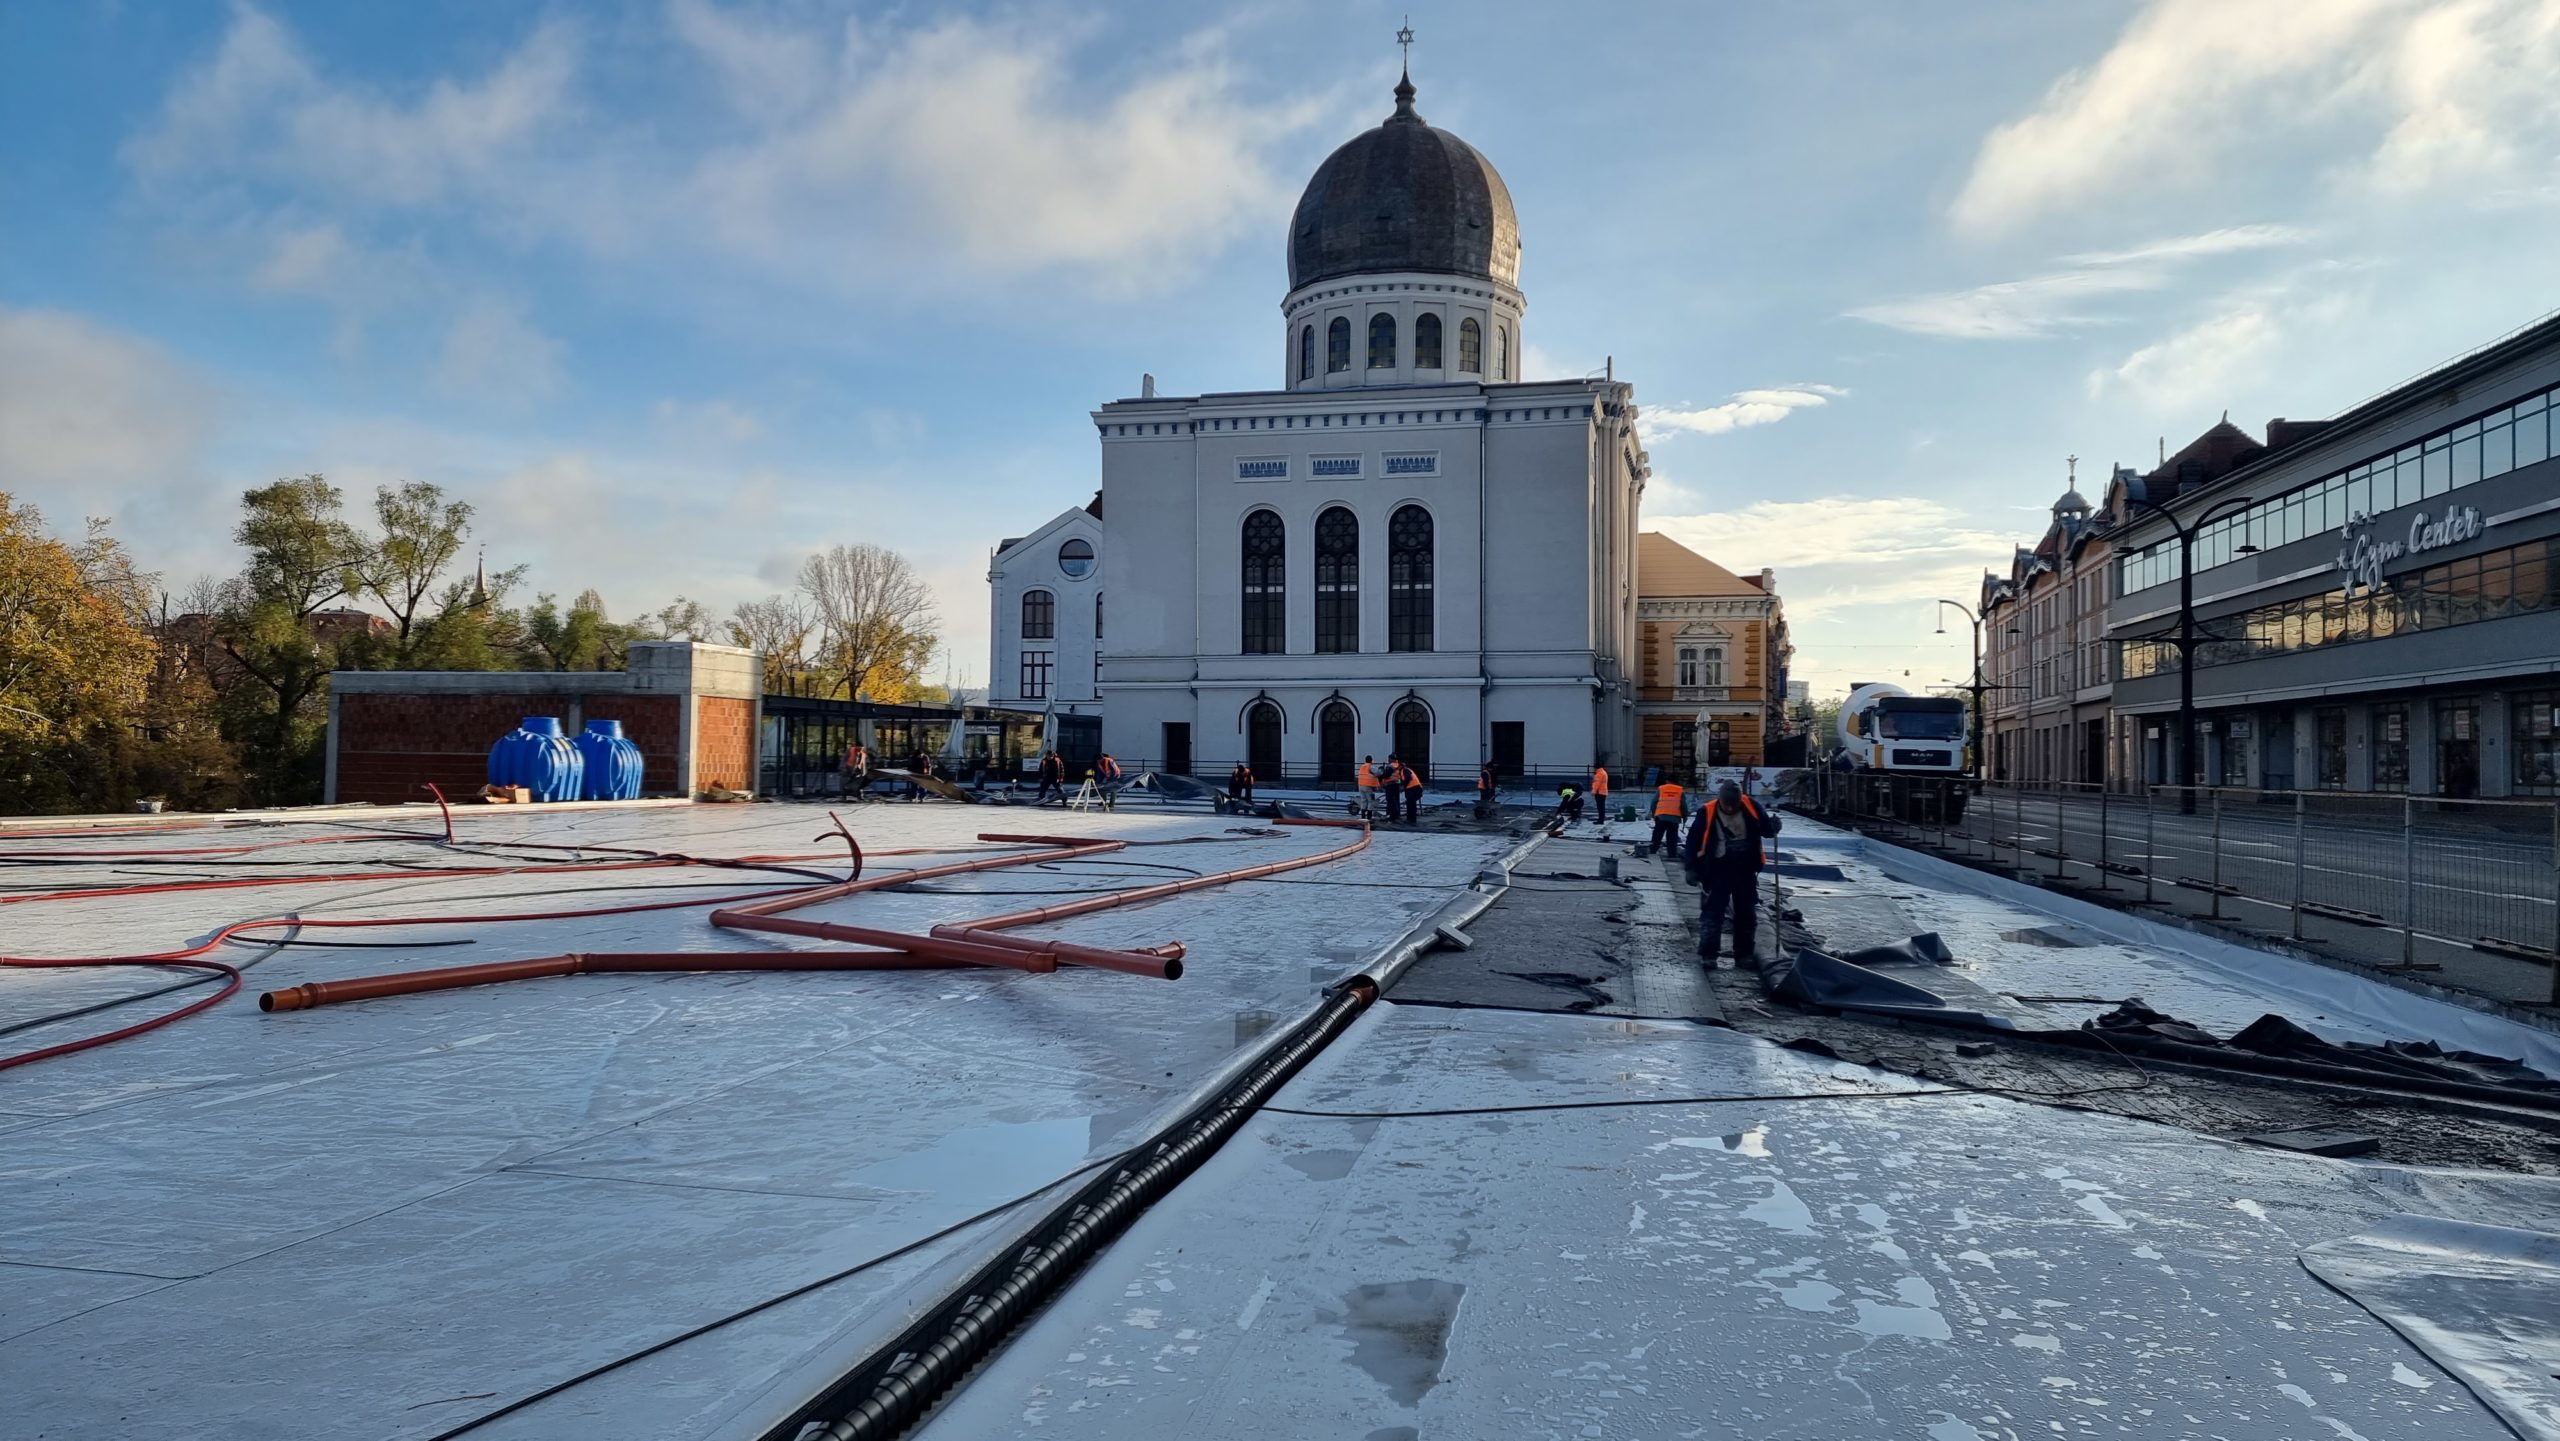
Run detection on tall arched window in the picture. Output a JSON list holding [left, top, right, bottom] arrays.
[[1388, 505, 1434, 652], [1326, 317, 1351, 373], [1318, 700, 1356, 782], [1297, 324, 1314, 382], [1314, 506, 1359, 654], [1022, 588, 1055, 640], [1392, 698, 1432, 780], [1458, 318, 1482, 374], [1496, 324, 1510, 380], [1094, 591, 1103, 638], [1414, 313, 1443, 369], [1246, 700, 1284, 779], [1367, 313, 1396, 370], [1241, 510, 1285, 654]]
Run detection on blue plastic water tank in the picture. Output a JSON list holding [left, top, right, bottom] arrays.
[[487, 716, 584, 802], [575, 720, 645, 800]]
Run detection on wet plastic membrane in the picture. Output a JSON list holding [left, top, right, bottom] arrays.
[[1759, 946, 2015, 1029], [2301, 1215, 2560, 1441], [2094, 1003, 2560, 1095]]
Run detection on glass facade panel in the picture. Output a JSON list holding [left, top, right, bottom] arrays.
[[2516, 690, 2560, 796], [2373, 705, 2409, 790]]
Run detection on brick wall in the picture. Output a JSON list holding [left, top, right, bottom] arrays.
[[693, 696, 757, 792], [334, 692, 688, 803]]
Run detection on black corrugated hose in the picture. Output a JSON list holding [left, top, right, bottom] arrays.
[[773, 978, 1381, 1441]]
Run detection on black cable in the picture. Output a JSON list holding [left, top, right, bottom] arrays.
[[417, 1146, 1146, 1440], [1258, 1086, 1962, 1119], [221, 936, 478, 950]]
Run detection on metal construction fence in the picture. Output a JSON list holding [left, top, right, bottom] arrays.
[[1800, 770, 2560, 1003]]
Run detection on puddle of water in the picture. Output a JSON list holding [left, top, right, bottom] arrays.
[[1285, 1148, 1365, 1182], [1327, 1279, 1466, 1407], [1999, 927, 2090, 948], [849, 1116, 1092, 1202]]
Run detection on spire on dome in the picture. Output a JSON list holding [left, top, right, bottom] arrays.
[[1393, 18, 1418, 118]]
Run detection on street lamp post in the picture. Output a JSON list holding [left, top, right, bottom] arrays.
[[1935, 598, 1988, 779], [2122, 493, 2256, 814]]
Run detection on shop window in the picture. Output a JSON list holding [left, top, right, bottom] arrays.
[[2373, 704, 2409, 790], [2514, 690, 2560, 796], [2315, 708, 2346, 789]]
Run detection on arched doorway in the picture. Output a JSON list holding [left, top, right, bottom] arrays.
[[1392, 698, 1432, 782], [1318, 701, 1356, 782], [1247, 700, 1284, 780]]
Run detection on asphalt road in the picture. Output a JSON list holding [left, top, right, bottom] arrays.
[[1838, 787, 2560, 1003]]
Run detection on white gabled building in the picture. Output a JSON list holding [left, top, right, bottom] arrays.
[[986, 496, 1105, 717], [1090, 67, 1647, 785]]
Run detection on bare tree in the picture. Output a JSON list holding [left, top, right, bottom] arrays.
[[726, 595, 814, 692], [797, 543, 938, 701]]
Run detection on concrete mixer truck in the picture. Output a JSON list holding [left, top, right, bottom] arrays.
[[1836, 682, 1969, 820]]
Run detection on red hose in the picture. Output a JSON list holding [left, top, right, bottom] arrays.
[[0, 957, 241, 1072]]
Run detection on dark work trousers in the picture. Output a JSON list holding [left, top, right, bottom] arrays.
[[1403, 786, 1420, 823], [1649, 814, 1682, 854], [1698, 861, 1760, 960]]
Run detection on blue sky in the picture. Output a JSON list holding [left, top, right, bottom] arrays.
[[6, 0, 2558, 697]]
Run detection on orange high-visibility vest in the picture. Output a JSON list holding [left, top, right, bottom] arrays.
[[1405, 766, 1424, 791], [1654, 782, 1684, 816], [1357, 762, 1376, 788], [1591, 767, 1609, 796]]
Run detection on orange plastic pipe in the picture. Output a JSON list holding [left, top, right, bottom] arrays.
[[258, 949, 979, 1012]]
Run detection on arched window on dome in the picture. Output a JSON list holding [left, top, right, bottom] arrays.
[[1314, 506, 1358, 653], [1389, 504, 1434, 652], [1458, 318, 1482, 374], [1298, 324, 1314, 383], [1414, 313, 1443, 370], [1326, 318, 1351, 374], [1241, 510, 1285, 654], [1496, 325, 1510, 380], [1367, 314, 1396, 370]]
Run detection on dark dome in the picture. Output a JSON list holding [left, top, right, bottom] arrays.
[[1287, 74, 1520, 291]]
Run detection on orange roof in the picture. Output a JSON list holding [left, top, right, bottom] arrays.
[[1638, 531, 1764, 598]]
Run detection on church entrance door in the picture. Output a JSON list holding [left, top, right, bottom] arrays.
[[1392, 699, 1432, 783], [1247, 702, 1284, 781], [1318, 701, 1356, 782]]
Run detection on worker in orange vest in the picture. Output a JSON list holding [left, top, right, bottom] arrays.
[[1401, 756, 1425, 824], [1589, 763, 1610, 826], [1356, 756, 1379, 819], [1648, 779, 1686, 855], [1682, 780, 1782, 968], [842, 740, 870, 801], [1095, 753, 1122, 810]]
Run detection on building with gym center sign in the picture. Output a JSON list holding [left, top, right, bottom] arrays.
[[2108, 310, 2560, 799]]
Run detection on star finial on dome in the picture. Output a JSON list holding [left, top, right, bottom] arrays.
[[1393, 18, 1417, 114]]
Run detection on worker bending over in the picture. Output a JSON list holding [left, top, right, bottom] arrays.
[[1683, 780, 1780, 969], [1648, 778, 1686, 854]]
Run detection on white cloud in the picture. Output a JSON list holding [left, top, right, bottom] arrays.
[[652, 397, 765, 446], [682, 14, 1326, 290], [125, 5, 577, 209], [2091, 304, 2282, 412], [1949, 0, 2560, 235], [1642, 384, 1845, 440], [666, 0, 830, 124], [433, 297, 564, 402], [1848, 224, 2310, 340]]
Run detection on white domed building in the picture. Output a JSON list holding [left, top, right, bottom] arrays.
[[1085, 68, 1648, 786]]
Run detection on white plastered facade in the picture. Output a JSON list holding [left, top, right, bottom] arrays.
[[986, 506, 1104, 716]]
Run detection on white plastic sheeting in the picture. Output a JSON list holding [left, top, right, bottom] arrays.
[[920, 1002, 2560, 1441], [0, 804, 1513, 1439], [2303, 1215, 2560, 1441]]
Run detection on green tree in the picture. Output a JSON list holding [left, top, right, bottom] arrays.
[[524, 588, 618, 671], [212, 476, 371, 804], [359, 480, 473, 660], [799, 544, 939, 701]]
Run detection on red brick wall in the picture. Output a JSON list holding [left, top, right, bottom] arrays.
[[596, 696, 683, 795], [334, 692, 688, 803], [693, 696, 757, 793]]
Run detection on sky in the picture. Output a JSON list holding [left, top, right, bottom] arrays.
[[5, 0, 2558, 699]]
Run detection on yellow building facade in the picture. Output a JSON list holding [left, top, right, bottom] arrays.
[[1634, 532, 1791, 778]]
